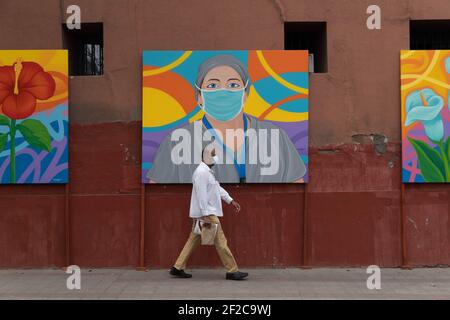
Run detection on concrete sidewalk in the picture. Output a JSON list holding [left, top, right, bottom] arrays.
[[0, 268, 449, 300]]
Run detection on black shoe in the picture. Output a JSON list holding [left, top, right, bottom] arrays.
[[226, 271, 249, 280], [170, 267, 192, 278]]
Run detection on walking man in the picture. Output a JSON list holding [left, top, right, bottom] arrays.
[[169, 144, 249, 280]]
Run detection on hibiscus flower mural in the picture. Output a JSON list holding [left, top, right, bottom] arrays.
[[0, 50, 68, 184]]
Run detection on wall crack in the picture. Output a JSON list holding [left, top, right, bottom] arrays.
[[270, 0, 286, 23]]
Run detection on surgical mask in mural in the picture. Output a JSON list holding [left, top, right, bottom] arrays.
[[196, 81, 248, 122]]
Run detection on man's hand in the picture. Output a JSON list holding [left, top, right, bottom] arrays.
[[231, 200, 241, 213]]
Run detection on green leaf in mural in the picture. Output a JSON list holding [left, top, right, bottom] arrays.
[[408, 136, 445, 182], [0, 114, 10, 127], [445, 136, 450, 164], [17, 119, 52, 152], [0, 133, 8, 153]]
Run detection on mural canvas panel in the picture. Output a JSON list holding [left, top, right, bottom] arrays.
[[142, 50, 309, 184], [0, 50, 69, 184], [401, 50, 450, 183]]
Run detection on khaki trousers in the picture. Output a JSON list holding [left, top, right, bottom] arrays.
[[174, 215, 239, 273]]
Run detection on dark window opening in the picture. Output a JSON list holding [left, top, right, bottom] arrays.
[[410, 20, 450, 50], [62, 23, 103, 76], [284, 22, 328, 73]]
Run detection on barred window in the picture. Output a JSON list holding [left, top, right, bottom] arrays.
[[63, 23, 104, 76]]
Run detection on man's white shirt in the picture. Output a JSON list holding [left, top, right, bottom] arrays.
[[190, 162, 233, 218]]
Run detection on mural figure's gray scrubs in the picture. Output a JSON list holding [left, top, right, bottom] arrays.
[[147, 114, 306, 183]]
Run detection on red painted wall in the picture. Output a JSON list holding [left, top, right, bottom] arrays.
[[0, 0, 449, 268]]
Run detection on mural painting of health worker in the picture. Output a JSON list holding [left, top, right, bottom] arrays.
[[142, 51, 309, 183]]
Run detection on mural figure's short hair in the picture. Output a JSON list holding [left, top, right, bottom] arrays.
[[195, 55, 252, 100]]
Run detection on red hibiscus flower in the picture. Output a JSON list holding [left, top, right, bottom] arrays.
[[0, 59, 56, 120]]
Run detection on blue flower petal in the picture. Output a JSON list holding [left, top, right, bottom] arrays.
[[405, 89, 444, 125], [405, 105, 443, 125], [423, 115, 444, 142], [406, 88, 441, 112], [405, 88, 446, 141], [406, 91, 422, 114]]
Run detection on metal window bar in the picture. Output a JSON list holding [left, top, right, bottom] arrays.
[[82, 43, 103, 75]]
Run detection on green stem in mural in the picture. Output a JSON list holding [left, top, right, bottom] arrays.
[[438, 141, 450, 182], [10, 119, 16, 184]]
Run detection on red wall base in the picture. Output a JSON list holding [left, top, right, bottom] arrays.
[[0, 122, 448, 268]]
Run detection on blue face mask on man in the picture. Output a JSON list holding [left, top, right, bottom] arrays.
[[196, 81, 248, 122]]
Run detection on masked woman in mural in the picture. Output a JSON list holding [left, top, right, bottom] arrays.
[[147, 55, 306, 183]]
